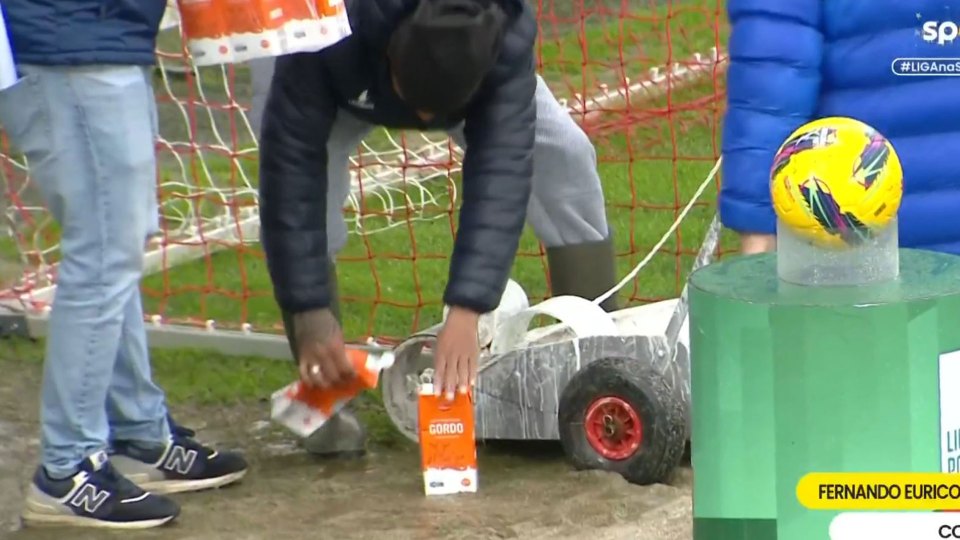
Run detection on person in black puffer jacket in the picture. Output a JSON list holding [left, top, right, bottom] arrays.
[[259, 0, 617, 455]]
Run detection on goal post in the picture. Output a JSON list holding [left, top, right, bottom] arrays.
[[0, 0, 729, 357]]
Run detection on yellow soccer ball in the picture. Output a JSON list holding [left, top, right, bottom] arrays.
[[769, 116, 903, 249]]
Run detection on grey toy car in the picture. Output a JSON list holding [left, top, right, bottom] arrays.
[[381, 281, 691, 485]]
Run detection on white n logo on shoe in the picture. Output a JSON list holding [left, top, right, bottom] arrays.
[[162, 445, 198, 475], [69, 483, 110, 514]]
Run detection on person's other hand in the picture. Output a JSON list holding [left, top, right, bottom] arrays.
[[292, 308, 354, 388], [434, 306, 480, 400], [740, 233, 776, 255]]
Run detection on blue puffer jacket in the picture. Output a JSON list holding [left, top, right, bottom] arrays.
[[2, 0, 166, 66], [721, 0, 960, 254]]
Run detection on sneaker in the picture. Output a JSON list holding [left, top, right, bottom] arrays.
[[111, 435, 248, 494], [166, 414, 196, 439], [21, 451, 179, 529]]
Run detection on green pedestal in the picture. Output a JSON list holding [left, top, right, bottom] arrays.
[[689, 249, 960, 540]]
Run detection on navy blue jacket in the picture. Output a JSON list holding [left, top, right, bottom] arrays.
[[721, 0, 960, 254], [2, 0, 166, 66], [259, 0, 537, 315]]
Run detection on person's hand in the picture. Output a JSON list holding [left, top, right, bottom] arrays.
[[434, 306, 480, 400], [740, 233, 776, 255], [292, 308, 354, 388]]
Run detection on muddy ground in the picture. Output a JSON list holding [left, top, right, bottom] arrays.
[[0, 345, 692, 540]]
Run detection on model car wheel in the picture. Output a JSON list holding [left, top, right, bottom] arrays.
[[558, 356, 685, 485], [381, 333, 438, 443]]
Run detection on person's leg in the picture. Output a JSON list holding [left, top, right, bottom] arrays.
[[105, 69, 170, 444], [104, 68, 247, 493], [526, 76, 619, 310], [278, 110, 372, 457], [107, 279, 249, 494], [106, 291, 170, 444], [449, 75, 619, 310], [248, 56, 276, 138], [0, 64, 179, 528]]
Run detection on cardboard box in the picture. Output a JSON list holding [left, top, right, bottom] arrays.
[[271, 348, 393, 438], [418, 379, 478, 496]]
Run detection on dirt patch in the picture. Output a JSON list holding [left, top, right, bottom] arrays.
[[0, 352, 692, 540]]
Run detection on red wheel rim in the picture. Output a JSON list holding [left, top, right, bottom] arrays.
[[584, 396, 643, 461]]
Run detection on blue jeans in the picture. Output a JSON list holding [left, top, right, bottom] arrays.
[[0, 65, 171, 477]]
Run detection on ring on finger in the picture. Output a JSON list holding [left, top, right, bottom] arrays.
[[310, 364, 321, 375]]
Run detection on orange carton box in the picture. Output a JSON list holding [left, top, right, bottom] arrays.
[[418, 372, 478, 496], [174, 0, 352, 66], [271, 348, 394, 437]]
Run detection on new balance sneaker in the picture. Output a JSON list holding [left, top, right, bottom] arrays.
[[21, 451, 179, 529], [111, 435, 248, 494], [166, 413, 196, 439]]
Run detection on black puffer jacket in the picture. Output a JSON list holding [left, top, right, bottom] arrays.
[[259, 0, 537, 315]]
